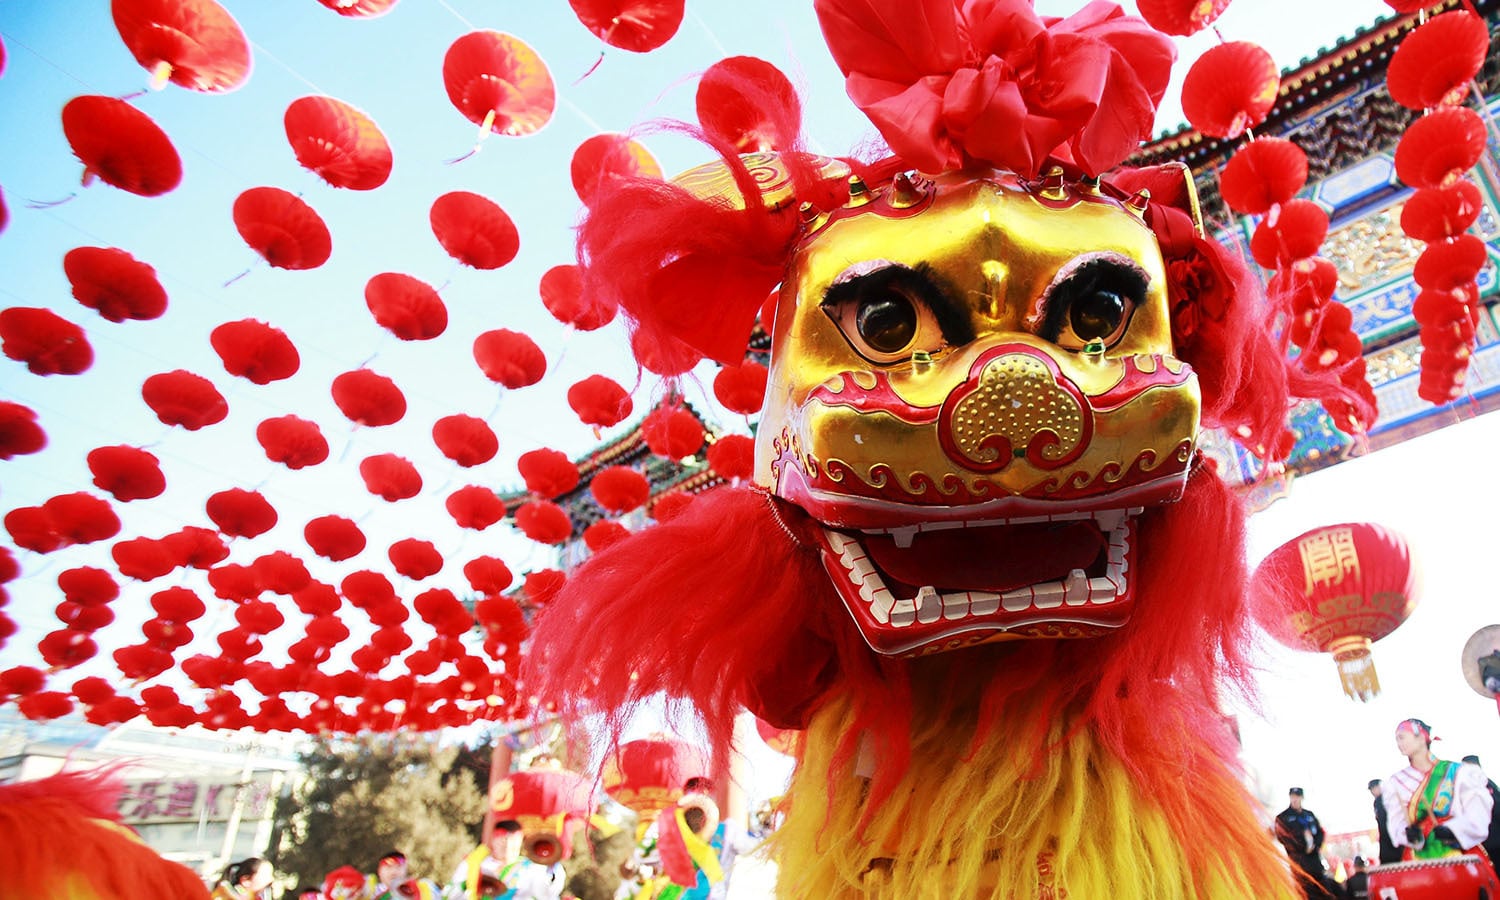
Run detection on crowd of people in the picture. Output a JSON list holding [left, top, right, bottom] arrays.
[[1273, 717, 1500, 900]]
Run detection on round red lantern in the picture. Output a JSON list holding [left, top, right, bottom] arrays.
[[601, 737, 708, 829], [1254, 522, 1418, 701], [489, 765, 594, 860]]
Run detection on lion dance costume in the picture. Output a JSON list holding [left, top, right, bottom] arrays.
[[528, 1, 1366, 897]]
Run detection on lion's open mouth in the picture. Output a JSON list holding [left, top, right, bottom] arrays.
[[814, 508, 1139, 656]]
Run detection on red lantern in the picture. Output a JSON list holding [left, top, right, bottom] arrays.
[[315, 0, 399, 16], [1249, 200, 1329, 270], [59, 566, 119, 606], [0, 401, 46, 459], [642, 405, 704, 458], [389, 538, 443, 580], [284, 95, 392, 190], [696, 56, 800, 153], [631, 328, 701, 376], [141, 369, 227, 430], [1180, 41, 1279, 140], [252, 551, 310, 595], [206, 488, 277, 538], [474, 329, 546, 388], [111, 0, 251, 92], [464, 556, 514, 594], [87, 445, 165, 501], [28, 493, 121, 548], [601, 738, 708, 827], [0, 307, 93, 375], [1254, 522, 1418, 701], [1401, 181, 1483, 243], [540, 264, 616, 331], [584, 520, 630, 552], [232, 188, 332, 270], [163, 525, 228, 569], [365, 273, 448, 341], [205, 563, 257, 601], [514, 500, 573, 545], [443, 31, 556, 136], [1394, 106, 1487, 190], [342, 570, 396, 609], [591, 466, 650, 514], [360, 453, 422, 502], [432, 414, 499, 467], [712, 361, 768, 415], [211, 319, 300, 384], [332, 369, 407, 426], [568, 0, 685, 53], [706, 434, 754, 481], [1136, 0, 1230, 35], [112, 536, 177, 580], [39, 626, 97, 671], [1386, 11, 1488, 112], [304, 515, 366, 562], [568, 375, 633, 429], [489, 766, 594, 855], [517, 448, 580, 498], [256, 415, 329, 469], [1218, 138, 1308, 217], [61, 96, 182, 196], [447, 486, 506, 530], [1413, 234, 1487, 292], [64, 247, 168, 322], [430, 191, 520, 270], [650, 491, 694, 522], [570, 134, 661, 205], [293, 580, 341, 616]]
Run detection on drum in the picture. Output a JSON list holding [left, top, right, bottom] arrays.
[[1368, 854, 1499, 899]]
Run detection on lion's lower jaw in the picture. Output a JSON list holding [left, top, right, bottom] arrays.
[[766, 692, 1301, 900]]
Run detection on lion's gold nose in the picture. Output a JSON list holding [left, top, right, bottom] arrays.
[[938, 345, 1093, 472]]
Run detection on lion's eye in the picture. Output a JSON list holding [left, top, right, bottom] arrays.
[[1069, 289, 1127, 342], [1040, 255, 1148, 351], [822, 262, 954, 365]]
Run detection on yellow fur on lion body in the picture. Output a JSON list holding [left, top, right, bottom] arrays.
[[770, 690, 1301, 899]]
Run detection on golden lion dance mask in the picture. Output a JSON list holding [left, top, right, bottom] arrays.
[[680, 153, 1205, 658]]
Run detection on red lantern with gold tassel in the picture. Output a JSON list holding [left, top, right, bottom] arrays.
[[1254, 523, 1418, 701], [600, 737, 708, 834], [489, 765, 593, 862]]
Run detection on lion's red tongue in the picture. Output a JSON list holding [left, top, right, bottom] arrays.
[[862, 522, 1105, 593]]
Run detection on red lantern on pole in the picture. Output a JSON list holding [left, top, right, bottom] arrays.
[[1254, 523, 1418, 701], [601, 737, 708, 830], [489, 765, 594, 861]]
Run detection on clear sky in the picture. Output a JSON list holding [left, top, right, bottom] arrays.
[[0, 0, 1463, 840]]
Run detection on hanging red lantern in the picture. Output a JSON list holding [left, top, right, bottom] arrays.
[[642, 405, 705, 458], [474, 594, 526, 655], [389, 538, 444, 580], [712, 361, 768, 415], [540, 264, 616, 332], [474, 329, 546, 388], [518, 448, 580, 499], [464, 556, 514, 594], [87, 445, 165, 501], [18, 691, 74, 721], [342, 570, 396, 609], [40, 492, 119, 546], [447, 485, 506, 530], [332, 369, 407, 426], [304, 515, 365, 562], [1386, 10, 1488, 111], [292, 579, 341, 616], [315, 0, 399, 16], [1136, 0, 1230, 35], [430, 191, 520, 270], [584, 520, 630, 552], [0, 401, 46, 459], [442, 31, 556, 136], [1394, 106, 1487, 190], [1218, 138, 1308, 217], [365, 273, 447, 340], [0, 307, 93, 375], [64, 246, 168, 322], [59, 566, 119, 606], [141, 369, 227, 430], [591, 466, 650, 514], [570, 134, 661, 205], [151, 585, 207, 623], [650, 491, 694, 522], [707, 434, 754, 481], [1254, 522, 1418, 701], [432, 414, 499, 467], [1413, 234, 1487, 292], [631, 328, 702, 376], [250, 551, 310, 596], [696, 56, 800, 153], [568, 0, 685, 52], [1250, 200, 1329, 270], [601, 737, 708, 828], [489, 766, 594, 858], [7, 506, 63, 553], [415, 588, 472, 636], [514, 500, 573, 545], [111, 0, 251, 92], [112, 536, 177, 580], [39, 627, 99, 669], [360, 453, 423, 502], [1400, 181, 1483, 243], [1180, 41, 1279, 140], [163, 525, 228, 569], [206, 488, 277, 538], [204, 562, 258, 601], [210, 319, 300, 385], [256, 415, 329, 470], [61, 96, 182, 195], [232, 187, 333, 270], [568, 375, 633, 429], [284, 95, 392, 190]]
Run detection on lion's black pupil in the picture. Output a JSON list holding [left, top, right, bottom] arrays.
[[1070, 290, 1124, 340], [857, 294, 917, 353]]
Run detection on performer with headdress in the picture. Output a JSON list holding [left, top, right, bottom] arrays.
[[1382, 718, 1494, 860], [526, 0, 1372, 896]]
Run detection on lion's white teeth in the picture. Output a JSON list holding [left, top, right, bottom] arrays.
[[915, 585, 942, 624]]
